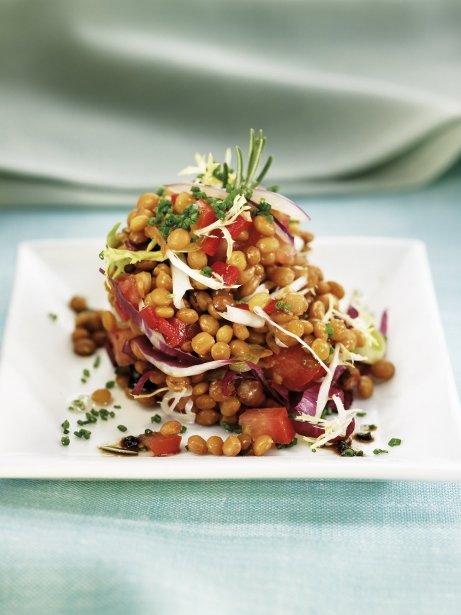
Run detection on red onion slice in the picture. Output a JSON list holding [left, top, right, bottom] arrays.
[[165, 183, 310, 222], [111, 277, 205, 364]]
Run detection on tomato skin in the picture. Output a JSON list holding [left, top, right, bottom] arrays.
[[141, 433, 182, 456], [239, 407, 296, 445], [211, 261, 240, 285], [262, 346, 326, 391], [140, 307, 187, 348]]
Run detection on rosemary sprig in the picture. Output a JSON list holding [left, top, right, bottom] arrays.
[[234, 129, 272, 191]]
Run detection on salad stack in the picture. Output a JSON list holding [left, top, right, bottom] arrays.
[[100, 130, 394, 453]]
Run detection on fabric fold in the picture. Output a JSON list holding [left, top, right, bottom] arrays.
[[1, 0, 461, 205]]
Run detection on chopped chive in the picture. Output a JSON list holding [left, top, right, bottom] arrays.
[[113, 404, 121, 409], [151, 414, 162, 424], [356, 411, 367, 417], [61, 436, 70, 446], [200, 266, 212, 277], [373, 448, 388, 455], [73, 429, 92, 440], [117, 425, 128, 432], [93, 355, 101, 369], [83, 369, 90, 378], [144, 428, 153, 435], [105, 381, 115, 389], [220, 421, 242, 434], [275, 300, 292, 312], [48, 312, 58, 321], [180, 426, 187, 434], [276, 437, 298, 450], [388, 438, 401, 447]]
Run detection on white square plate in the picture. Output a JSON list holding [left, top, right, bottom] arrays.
[[0, 237, 460, 480]]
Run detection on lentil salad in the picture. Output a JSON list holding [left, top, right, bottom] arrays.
[[95, 130, 395, 457]]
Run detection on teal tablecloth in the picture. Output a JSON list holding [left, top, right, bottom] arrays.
[[1, 168, 461, 615]]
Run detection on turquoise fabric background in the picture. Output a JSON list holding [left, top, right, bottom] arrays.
[[1, 165, 460, 614]]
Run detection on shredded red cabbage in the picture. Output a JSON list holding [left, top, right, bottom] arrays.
[[110, 277, 205, 365], [132, 370, 157, 396], [290, 366, 354, 439]]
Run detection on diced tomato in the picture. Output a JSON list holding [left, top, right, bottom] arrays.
[[239, 407, 296, 445], [228, 215, 252, 239], [263, 299, 277, 315], [141, 432, 182, 456], [202, 233, 221, 256], [262, 346, 326, 391], [233, 221, 263, 251], [117, 276, 141, 313], [197, 201, 217, 228], [140, 307, 187, 348], [211, 261, 240, 285], [108, 326, 137, 367]]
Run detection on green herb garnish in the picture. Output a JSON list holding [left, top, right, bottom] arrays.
[[234, 128, 272, 191], [275, 300, 292, 312], [276, 437, 298, 450], [337, 440, 364, 457], [117, 425, 128, 432], [68, 398, 87, 412], [61, 436, 70, 446], [151, 414, 162, 424], [200, 266, 212, 277], [105, 380, 115, 389], [148, 199, 199, 239], [373, 448, 388, 455], [48, 312, 58, 321], [221, 421, 242, 434], [251, 198, 273, 221], [325, 323, 334, 338], [388, 438, 402, 447], [74, 428, 91, 440], [93, 355, 101, 369]]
